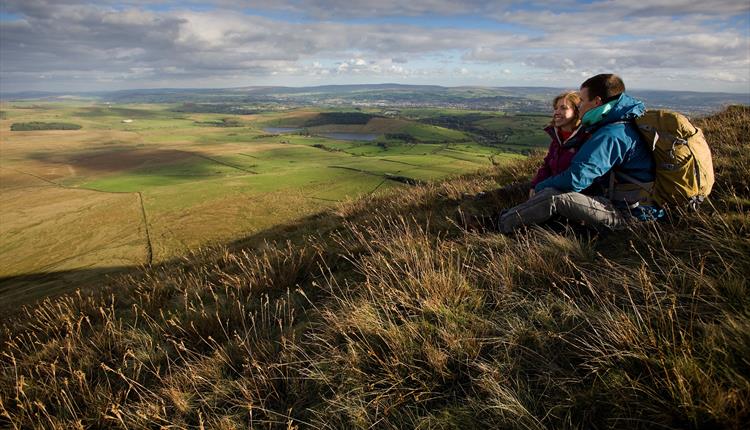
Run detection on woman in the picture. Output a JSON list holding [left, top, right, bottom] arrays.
[[468, 91, 585, 206], [529, 91, 584, 197]]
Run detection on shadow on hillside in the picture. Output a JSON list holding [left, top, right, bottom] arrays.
[[0, 177, 527, 322], [0, 206, 370, 321], [0, 266, 133, 315], [26, 148, 224, 175]]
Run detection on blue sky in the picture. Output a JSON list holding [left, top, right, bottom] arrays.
[[1, 0, 748, 93]]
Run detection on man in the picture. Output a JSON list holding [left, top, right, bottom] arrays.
[[499, 74, 661, 233]]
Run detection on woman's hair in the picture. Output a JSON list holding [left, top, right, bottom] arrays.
[[550, 91, 582, 127]]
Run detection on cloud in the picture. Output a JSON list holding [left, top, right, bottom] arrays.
[[1, 6, 518, 75], [0, 0, 748, 92], [606, 0, 750, 17], [327, 57, 417, 77], [215, 0, 502, 18], [218, 0, 750, 21], [202, 0, 750, 26]]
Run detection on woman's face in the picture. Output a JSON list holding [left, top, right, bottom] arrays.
[[553, 98, 577, 129]]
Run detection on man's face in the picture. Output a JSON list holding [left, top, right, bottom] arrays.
[[578, 87, 602, 117]]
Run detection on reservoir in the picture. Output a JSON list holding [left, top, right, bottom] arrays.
[[319, 133, 379, 141], [264, 127, 301, 133]]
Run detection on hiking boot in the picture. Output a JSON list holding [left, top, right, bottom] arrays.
[[459, 191, 487, 201]]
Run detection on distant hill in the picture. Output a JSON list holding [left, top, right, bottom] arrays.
[[2, 106, 748, 429], [629, 89, 750, 114], [2, 84, 747, 114]]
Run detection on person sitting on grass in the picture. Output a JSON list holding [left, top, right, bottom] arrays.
[[470, 91, 588, 204], [529, 90, 588, 198], [499, 73, 663, 233]]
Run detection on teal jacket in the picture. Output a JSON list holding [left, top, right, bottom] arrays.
[[534, 93, 655, 195]]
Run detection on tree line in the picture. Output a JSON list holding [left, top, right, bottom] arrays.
[[10, 121, 82, 131]]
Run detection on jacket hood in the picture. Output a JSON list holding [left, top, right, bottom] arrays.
[[585, 93, 645, 130], [601, 93, 645, 123]]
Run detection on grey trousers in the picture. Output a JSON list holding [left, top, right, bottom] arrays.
[[499, 188, 627, 233]]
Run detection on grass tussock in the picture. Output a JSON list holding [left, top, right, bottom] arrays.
[[2, 106, 749, 429]]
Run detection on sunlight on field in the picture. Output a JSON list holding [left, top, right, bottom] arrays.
[[0, 176, 146, 277], [0, 102, 534, 284]]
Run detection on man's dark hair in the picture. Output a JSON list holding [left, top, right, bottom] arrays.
[[581, 74, 625, 103]]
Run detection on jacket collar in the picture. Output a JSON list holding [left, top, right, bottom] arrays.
[[582, 97, 618, 127], [545, 124, 584, 147]]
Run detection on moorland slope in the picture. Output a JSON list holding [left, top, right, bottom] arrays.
[[1, 106, 748, 429]]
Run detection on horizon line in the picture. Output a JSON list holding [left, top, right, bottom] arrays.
[[2, 82, 749, 97]]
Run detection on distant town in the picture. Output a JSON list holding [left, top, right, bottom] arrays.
[[3, 84, 748, 115]]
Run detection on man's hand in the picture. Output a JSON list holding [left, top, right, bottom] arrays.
[[528, 188, 535, 198]]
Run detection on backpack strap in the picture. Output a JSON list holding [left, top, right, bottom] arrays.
[[615, 171, 652, 192], [607, 170, 653, 207]]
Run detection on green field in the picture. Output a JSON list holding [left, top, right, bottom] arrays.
[[0, 102, 544, 293]]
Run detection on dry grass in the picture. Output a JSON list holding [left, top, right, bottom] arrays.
[[0, 187, 146, 277], [1, 106, 748, 429]]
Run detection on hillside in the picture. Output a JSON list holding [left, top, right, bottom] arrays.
[[1, 106, 749, 429], [1, 103, 528, 291]]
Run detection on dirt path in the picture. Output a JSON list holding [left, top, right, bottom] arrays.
[[137, 192, 153, 266]]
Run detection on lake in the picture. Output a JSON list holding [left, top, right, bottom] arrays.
[[263, 127, 301, 133], [319, 133, 379, 141]]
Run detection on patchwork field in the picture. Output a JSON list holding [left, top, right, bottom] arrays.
[[0, 101, 543, 305]]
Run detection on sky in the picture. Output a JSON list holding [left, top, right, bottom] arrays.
[[1, 0, 749, 93]]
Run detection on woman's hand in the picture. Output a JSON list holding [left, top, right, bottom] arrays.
[[528, 188, 536, 198]]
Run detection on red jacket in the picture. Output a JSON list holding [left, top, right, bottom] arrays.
[[530, 125, 588, 187]]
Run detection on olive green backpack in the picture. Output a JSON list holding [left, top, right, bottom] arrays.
[[618, 110, 715, 210]]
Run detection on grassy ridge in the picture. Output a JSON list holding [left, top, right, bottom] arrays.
[[1, 107, 748, 429]]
